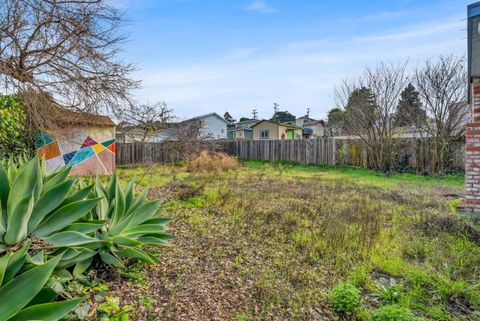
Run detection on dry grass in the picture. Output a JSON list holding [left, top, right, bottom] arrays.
[[186, 150, 239, 173], [108, 162, 478, 321]]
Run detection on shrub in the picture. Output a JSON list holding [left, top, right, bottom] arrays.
[[0, 156, 102, 272], [186, 150, 239, 172], [1, 156, 172, 273], [0, 95, 32, 158], [328, 282, 362, 315], [0, 253, 82, 321], [0, 156, 172, 320], [91, 175, 173, 268], [372, 305, 419, 321]]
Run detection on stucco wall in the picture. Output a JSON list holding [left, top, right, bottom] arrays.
[[36, 124, 116, 176], [305, 123, 325, 138], [253, 122, 280, 140], [278, 125, 302, 140], [199, 114, 228, 139]]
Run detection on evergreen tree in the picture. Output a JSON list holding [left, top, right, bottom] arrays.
[[271, 111, 296, 124], [224, 112, 236, 124], [344, 87, 378, 133], [395, 83, 425, 127], [326, 107, 345, 135]]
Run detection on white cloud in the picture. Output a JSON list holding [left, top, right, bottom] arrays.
[[359, 10, 408, 21], [226, 47, 257, 60], [133, 14, 466, 121], [354, 19, 462, 42], [245, 1, 278, 14]]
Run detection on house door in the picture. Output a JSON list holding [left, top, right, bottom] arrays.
[[287, 130, 294, 139]]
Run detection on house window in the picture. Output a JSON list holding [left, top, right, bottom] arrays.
[[221, 128, 225, 133], [260, 130, 269, 139]]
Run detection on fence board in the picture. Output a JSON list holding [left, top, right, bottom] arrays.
[[116, 138, 337, 165]]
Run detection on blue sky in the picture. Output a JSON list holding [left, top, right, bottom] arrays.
[[118, 0, 471, 120]]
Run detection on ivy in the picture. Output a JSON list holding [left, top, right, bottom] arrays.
[[0, 95, 32, 157]]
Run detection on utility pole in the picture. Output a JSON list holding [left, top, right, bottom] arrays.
[[252, 109, 258, 119], [273, 103, 279, 122], [306, 107, 310, 118]]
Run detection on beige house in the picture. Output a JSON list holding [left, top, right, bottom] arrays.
[[251, 120, 303, 140], [295, 116, 326, 138]]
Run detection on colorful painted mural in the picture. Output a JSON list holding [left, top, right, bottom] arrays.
[[36, 129, 116, 176]]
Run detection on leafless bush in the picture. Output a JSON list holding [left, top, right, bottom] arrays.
[[414, 55, 468, 174], [161, 121, 224, 161], [335, 62, 408, 171], [186, 151, 239, 173]]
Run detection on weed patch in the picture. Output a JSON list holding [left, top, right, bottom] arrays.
[[114, 161, 477, 321], [186, 151, 239, 173]]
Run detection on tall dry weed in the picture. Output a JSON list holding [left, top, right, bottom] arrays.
[[186, 150, 239, 173]]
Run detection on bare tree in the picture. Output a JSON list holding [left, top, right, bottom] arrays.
[[117, 102, 173, 142], [414, 55, 468, 173], [0, 0, 139, 129], [162, 119, 222, 161], [335, 62, 408, 171]]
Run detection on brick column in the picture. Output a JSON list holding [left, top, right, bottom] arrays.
[[465, 78, 480, 213]]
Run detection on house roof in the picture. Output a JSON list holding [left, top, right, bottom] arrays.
[[228, 127, 253, 132], [182, 112, 229, 124], [236, 119, 260, 125], [298, 116, 325, 126], [304, 119, 325, 126], [251, 119, 302, 130], [52, 108, 115, 127]]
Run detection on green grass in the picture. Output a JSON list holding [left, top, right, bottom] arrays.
[[112, 161, 476, 321], [244, 160, 464, 188]]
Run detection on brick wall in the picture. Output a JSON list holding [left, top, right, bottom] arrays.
[[465, 79, 480, 213]]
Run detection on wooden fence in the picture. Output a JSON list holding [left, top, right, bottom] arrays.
[[228, 138, 336, 165], [116, 139, 464, 170], [116, 138, 336, 165]]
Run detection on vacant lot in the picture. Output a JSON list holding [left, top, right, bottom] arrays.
[[107, 161, 479, 321]]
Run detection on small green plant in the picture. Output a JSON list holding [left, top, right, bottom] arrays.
[[338, 143, 348, 164], [235, 313, 251, 321], [139, 295, 154, 311], [374, 277, 403, 304], [328, 282, 362, 315], [348, 267, 369, 288], [97, 296, 134, 321], [372, 305, 418, 321]]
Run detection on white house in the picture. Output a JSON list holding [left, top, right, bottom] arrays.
[[115, 112, 229, 142], [183, 112, 228, 139]]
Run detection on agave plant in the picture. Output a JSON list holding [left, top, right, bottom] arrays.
[[0, 249, 82, 321], [0, 156, 103, 271], [91, 175, 173, 267]]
